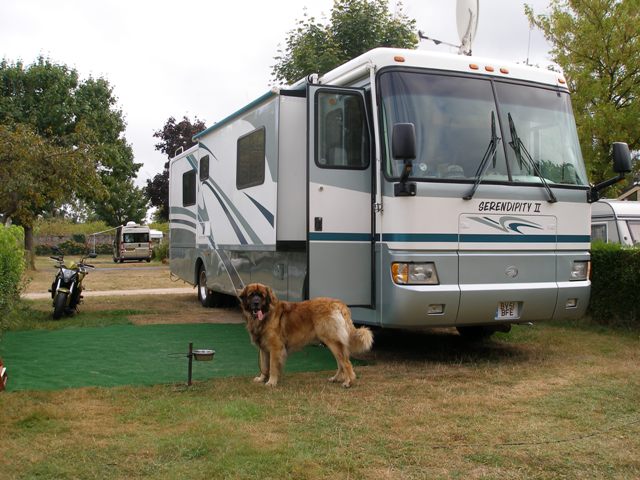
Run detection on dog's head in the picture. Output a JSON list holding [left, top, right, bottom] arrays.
[[237, 283, 276, 322]]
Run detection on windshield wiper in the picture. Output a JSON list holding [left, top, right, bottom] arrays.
[[464, 111, 501, 200], [507, 113, 557, 203]]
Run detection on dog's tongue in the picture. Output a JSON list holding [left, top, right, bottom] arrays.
[[256, 310, 264, 321]]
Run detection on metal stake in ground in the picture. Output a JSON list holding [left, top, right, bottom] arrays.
[[188, 342, 193, 386]]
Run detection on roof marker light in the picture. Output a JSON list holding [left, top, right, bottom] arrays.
[[469, 63, 479, 70], [500, 67, 509, 74], [394, 56, 406, 63], [558, 77, 566, 84], [485, 65, 495, 72]]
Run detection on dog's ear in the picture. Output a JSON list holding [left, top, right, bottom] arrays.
[[265, 285, 276, 305], [236, 287, 245, 299]]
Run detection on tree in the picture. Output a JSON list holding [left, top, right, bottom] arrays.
[[0, 57, 138, 266], [71, 76, 143, 218], [145, 116, 206, 221], [90, 176, 149, 227], [0, 123, 104, 267], [145, 170, 170, 222], [526, 0, 640, 191], [272, 0, 418, 85]]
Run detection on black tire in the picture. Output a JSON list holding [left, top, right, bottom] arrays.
[[198, 267, 217, 308], [67, 288, 81, 313], [53, 292, 68, 320]]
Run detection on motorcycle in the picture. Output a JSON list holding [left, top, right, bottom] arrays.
[[49, 249, 97, 319]]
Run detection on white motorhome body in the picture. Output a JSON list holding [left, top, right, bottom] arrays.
[[169, 48, 593, 330], [591, 200, 640, 246]]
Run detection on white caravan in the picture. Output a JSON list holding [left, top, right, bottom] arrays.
[[169, 48, 631, 335], [113, 222, 152, 263], [591, 199, 640, 246]]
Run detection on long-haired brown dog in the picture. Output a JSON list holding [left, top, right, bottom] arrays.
[[238, 283, 373, 387]]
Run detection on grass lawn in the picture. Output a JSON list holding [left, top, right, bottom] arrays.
[[1, 263, 639, 478]]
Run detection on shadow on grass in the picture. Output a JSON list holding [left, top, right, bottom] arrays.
[[2, 304, 138, 332], [364, 326, 532, 366]]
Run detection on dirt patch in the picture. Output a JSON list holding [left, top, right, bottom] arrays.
[[132, 306, 243, 325]]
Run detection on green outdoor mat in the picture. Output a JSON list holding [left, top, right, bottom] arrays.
[[0, 323, 341, 392]]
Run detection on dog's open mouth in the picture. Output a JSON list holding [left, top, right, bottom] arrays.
[[252, 308, 264, 321]]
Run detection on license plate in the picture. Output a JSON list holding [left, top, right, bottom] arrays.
[[496, 301, 519, 320]]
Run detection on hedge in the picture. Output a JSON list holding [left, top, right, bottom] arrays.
[[35, 241, 112, 256], [0, 226, 25, 329], [588, 242, 640, 327]]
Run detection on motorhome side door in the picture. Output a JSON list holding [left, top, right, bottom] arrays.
[[307, 85, 373, 306]]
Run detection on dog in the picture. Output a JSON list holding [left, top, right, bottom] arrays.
[[237, 283, 373, 388]]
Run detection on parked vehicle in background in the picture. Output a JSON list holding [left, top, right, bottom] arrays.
[[591, 199, 640, 246], [113, 222, 152, 263], [49, 249, 96, 319]]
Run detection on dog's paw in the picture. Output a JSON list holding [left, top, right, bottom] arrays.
[[341, 380, 352, 388], [253, 374, 267, 383], [265, 379, 278, 387]]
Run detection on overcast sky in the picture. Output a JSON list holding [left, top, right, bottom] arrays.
[[1, 0, 555, 187]]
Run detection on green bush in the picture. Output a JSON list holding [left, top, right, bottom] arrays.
[[588, 242, 640, 327], [0, 226, 26, 332], [72, 233, 86, 244], [153, 242, 169, 262]]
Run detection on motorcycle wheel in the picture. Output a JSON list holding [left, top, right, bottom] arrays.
[[53, 292, 68, 320], [67, 291, 80, 314]]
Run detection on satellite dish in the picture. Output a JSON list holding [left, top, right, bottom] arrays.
[[456, 0, 479, 56]]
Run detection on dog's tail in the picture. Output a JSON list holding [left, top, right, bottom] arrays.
[[337, 303, 374, 353], [349, 326, 374, 353]]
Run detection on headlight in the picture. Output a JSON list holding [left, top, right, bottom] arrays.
[[391, 262, 439, 285], [61, 268, 76, 282], [569, 260, 590, 281]]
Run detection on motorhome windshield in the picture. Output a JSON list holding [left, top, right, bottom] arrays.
[[379, 70, 588, 187], [123, 232, 149, 243]]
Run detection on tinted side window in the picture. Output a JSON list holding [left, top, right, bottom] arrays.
[[628, 221, 640, 245], [591, 223, 607, 243], [237, 128, 265, 189], [200, 155, 210, 181], [315, 90, 369, 169], [183, 170, 196, 206]]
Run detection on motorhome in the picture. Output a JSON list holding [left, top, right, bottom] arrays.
[[169, 47, 630, 336], [113, 222, 152, 263], [591, 199, 640, 246]]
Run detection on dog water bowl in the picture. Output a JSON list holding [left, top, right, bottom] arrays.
[[168, 343, 216, 386], [192, 349, 215, 361]]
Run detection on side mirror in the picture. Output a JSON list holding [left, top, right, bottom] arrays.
[[392, 123, 418, 197], [392, 123, 417, 160], [588, 142, 633, 202], [612, 142, 632, 174]]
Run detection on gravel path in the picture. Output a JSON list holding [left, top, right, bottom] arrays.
[[22, 287, 194, 300]]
